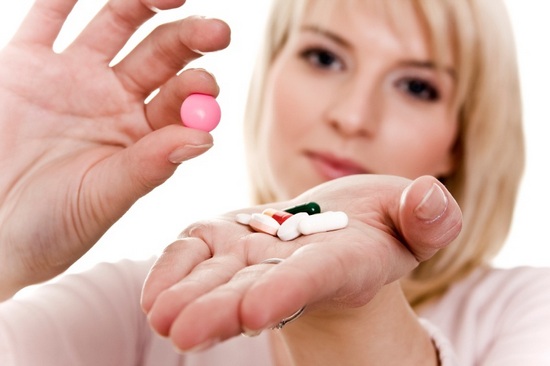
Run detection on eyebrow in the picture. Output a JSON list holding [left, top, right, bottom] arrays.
[[301, 25, 351, 49], [401, 61, 456, 79]]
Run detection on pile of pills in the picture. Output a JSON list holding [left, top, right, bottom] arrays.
[[235, 202, 348, 241]]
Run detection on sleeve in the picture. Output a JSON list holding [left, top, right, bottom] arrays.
[[477, 267, 550, 365], [0, 258, 162, 366], [420, 319, 459, 366]]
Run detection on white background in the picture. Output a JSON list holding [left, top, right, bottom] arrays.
[[1, 1, 549, 274]]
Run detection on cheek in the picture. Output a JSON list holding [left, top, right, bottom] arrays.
[[260, 62, 324, 198], [268, 72, 318, 139], [381, 119, 457, 178]]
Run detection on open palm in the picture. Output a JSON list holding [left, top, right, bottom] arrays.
[[142, 175, 462, 351]]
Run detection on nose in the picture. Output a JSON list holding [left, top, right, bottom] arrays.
[[325, 77, 380, 137]]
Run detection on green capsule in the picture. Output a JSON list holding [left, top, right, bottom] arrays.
[[284, 202, 321, 215]]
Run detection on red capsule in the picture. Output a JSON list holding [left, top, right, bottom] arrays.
[[262, 208, 293, 224]]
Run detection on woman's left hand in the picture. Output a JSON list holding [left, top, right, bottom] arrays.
[[141, 174, 462, 351]]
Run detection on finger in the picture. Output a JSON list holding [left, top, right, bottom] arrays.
[[168, 262, 275, 352], [145, 68, 219, 129], [12, 0, 78, 46], [141, 238, 210, 313], [111, 123, 213, 187], [146, 0, 187, 11], [397, 176, 463, 261], [146, 253, 243, 337], [240, 229, 417, 332], [66, 0, 185, 60], [145, 217, 300, 338], [303, 175, 462, 262], [113, 17, 231, 96], [87, 125, 212, 231]]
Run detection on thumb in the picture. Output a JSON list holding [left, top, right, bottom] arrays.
[[98, 124, 213, 213], [398, 175, 463, 262]]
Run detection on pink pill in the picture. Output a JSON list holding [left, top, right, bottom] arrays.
[[180, 94, 221, 132], [249, 213, 280, 236]]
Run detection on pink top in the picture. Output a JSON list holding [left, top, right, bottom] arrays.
[[1, 258, 550, 365]]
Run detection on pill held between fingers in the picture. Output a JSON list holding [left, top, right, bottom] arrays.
[[277, 212, 309, 241], [249, 213, 280, 236], [180, 93, 221, 132], [298, 211, 349, 235]]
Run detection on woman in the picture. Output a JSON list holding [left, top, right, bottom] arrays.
[[1, 0, 548, 366], [143, 0, 550, 364]]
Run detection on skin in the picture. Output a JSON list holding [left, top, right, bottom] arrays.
[[144, 1, 462, 364], [0, 0, 231, 300]]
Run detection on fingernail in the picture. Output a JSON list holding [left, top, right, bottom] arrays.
[[414, 183, 448, 222], [169, 144, 213, 164], [177, 337, 220, 353], [187, 68, 217, 82], [146, 1, 161, 12], [241, 326, 263, 337]]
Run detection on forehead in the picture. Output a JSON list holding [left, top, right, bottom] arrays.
[[293, 0, 453, 64], [306, 1, 425, 43], [302, 0, 426, 26]]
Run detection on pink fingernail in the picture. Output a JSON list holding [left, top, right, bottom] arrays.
[[168, 143, 213, 164], [414, 183, 448, 222], [178, 337, 220, 353]]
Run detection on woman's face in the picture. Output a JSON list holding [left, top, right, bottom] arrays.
[[261, 1, 459, 200]]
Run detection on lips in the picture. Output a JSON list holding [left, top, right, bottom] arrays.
[[306, 151, 368, 180]]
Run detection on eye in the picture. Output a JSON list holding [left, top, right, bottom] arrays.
[[300, 47, 344, 71], [397, 78, 440, 101]]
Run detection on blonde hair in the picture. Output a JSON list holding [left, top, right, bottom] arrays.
[[243, 0, 524, 307]]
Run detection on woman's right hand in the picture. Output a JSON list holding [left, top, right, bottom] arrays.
[[0, 0, 231, 300], [142, 175, 462, 354]]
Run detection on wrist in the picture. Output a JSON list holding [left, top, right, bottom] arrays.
[[273, 281, 438, 366]]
